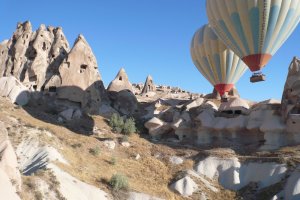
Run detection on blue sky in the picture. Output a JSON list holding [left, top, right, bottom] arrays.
[[1, 0, 300, 101]]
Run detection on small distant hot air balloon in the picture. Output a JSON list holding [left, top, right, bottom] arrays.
[[206, 0, 300, 83], [191, 24, 248, 99]]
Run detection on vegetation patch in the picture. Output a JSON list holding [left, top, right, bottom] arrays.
[[110, 173, 129, 191], [109, 113, 136, 135]]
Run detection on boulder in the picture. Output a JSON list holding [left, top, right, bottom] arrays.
[[0, 76, 29, 105], [145, 117, 172, 137], [195, 156, 287, 191], [219, 97, 249, 114], [107, 68, 133, 92], [141, 75, 156, 94], [110, 90, 138, 115], [59, 108, 74, 121], [104, 140, 116, 150], [169, 156, 184, 165], [170, 176, 198, 197], [184, 97, 205, 111]]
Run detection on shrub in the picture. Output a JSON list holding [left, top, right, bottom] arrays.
[[123, 118, 136, 135], [110, 157, 117, 165], [109, 113, 136, 135], [109, 113, 124, 133], [110, 173, 129, 191], [89, 146, 101, 156]]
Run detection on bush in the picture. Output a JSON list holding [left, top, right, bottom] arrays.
[[89, 146, 101, 156], [109, 113, 124, 133], [110, 173, 129, 191], [109, 113, 136, 135], [123, 118, 136, 135], [110, 157, 117, 165]]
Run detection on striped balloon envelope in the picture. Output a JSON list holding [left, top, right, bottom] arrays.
[[191, 24, 248, 96], [206, 0, 300, 75]]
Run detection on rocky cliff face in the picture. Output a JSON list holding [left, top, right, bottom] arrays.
[[0, 21, 107, 113], [281, 57, 300, 133]]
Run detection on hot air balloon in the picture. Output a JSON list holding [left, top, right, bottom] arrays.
[[191, 24, 248, 99], [206, 0, 300, 82]]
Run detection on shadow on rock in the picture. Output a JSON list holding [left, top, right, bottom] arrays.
[[18, 83, 109, 135]]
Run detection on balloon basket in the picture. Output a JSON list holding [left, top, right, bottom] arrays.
[[250, 73, 266, 83]]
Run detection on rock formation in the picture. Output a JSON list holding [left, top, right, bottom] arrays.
[[141, 75, 156, 94], [281, 57, 300, 133], [107, 68, 138, 115], [55, 34, 107, 113], [0, 76, 29, 105], [0, 21, 107, 114], [107, 68, 133, 92], [0, 122, 21, 198]]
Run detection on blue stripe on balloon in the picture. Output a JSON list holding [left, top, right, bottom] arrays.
[[231, 12, 251, 55], [203, 57, 217, 83], [225, 50, 234, 83], [213, 54, 222, 83], [250, 7, 260, 54], [263, 5, 280, 53], [218, 20, 243, 56], [270, 8, 295, 54]]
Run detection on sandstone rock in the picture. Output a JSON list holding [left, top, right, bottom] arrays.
[[98, 103, 118, 118], [195, 156, 287, 191], [25, 24, 53, 90], [48, 164, 110, 200], [171, 176, 198, 197], [4, 21, 33, 80], [141, 75, 156, 94], [0, 40, 9, 76], [59, 108, 74, 121], [56, 34, 107, 113], [104, 140, 116, 150], [0, 122, 21, 191], [121, 142, 130, 147], [281, 57, 300, 133], [184, 97, 205, 111], [72, 109, 82, 119], [128, 192, 163, 200], [0, 76, 29, 105], [110, 90, 138, 115], [135, 154, 141, 160], [283, 166, 300, 200], [16, 137, 69, 175], [219, 97, 249, 114], [204, 88, 221, 100], [107, 68, 133, 92], [0, 169, 21, 200], [145, 117, 172, 137], [169, 156, 184, 165]]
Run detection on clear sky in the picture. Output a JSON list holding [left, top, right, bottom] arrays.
[[1, 0, 300, 101]]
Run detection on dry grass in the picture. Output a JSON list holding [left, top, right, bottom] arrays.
[[2, 97, 281, 200]]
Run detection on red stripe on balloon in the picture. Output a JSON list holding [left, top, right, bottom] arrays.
[[242, 54, 272, 72], [214, 84, 234, 96]]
